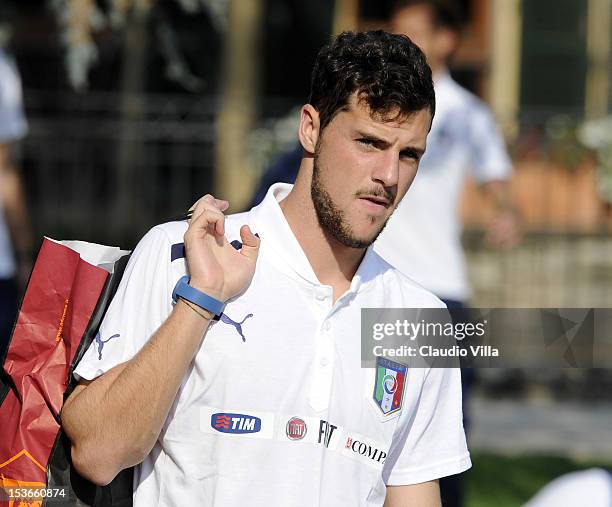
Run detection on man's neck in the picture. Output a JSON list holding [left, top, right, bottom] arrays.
[[279, 165, 365, 301]]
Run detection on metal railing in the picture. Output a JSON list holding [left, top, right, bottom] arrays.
[[20, 91, 218, 248]]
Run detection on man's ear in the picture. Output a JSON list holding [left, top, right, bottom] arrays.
[[298, 104, 321, 154]]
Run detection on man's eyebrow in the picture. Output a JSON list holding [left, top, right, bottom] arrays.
[[354, 129, 425, 157], [354, 130, 391, 146], [400, 146, 426, 158]]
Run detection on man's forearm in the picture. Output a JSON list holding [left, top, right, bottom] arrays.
[[61, 300, 212, 485], [481, 179, 513, 211], [481, 179, 521, 248]]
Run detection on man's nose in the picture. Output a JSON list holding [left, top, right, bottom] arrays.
[[372, 150, 400, 187]]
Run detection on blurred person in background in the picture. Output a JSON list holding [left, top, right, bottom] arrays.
[[0, 46, 32, 356], [523, 468, 612, 507], [374, 1, 520, 506], [249, 145, 303, 208], [377, 0, 519, 308]]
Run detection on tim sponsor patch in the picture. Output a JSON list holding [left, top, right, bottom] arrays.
[[211, 413, 261, 434], [201, 407, 274, 440]]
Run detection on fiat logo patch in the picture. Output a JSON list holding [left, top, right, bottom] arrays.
[[286, 417, 307, 440]]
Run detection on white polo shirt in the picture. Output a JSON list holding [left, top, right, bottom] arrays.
[[375, 72, 512, 301], [74, 183, 471, 506]]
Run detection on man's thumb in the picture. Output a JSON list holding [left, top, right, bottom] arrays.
[[239, 225, 260, 260]]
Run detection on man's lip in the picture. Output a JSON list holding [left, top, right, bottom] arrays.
[[359, 195, 391, 207]]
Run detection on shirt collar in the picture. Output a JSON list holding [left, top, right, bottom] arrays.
[[250, 183, 379, 294]]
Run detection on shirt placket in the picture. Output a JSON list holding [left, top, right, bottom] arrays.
[[308, 285, 335, 412]]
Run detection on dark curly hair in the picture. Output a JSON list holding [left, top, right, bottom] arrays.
[[308, 30, 435, 131]]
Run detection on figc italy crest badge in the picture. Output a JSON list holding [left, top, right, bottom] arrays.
[[373, 357, 407, 416]]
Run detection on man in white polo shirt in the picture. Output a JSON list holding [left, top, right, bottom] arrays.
[[62, 31, 470, 506]]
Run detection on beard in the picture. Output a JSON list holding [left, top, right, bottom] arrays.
[[311, 145, 391, 249]]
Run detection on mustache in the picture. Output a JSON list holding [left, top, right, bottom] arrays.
[[355, 187, 396, 203]]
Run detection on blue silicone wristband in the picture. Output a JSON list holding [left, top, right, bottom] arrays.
[[172, 276, 225, 316]]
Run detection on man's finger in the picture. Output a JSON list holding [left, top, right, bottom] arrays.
[[188, 195, 212, 224], [189, 195, 229, 213], [214, 198, 230, 211], [189, 194, 228, 227], [187, 207, 226, 238], [239, 225, 260, 261]]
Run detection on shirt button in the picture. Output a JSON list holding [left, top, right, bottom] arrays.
[[316, 294, 325, 301], [323, 321, 331, 331]]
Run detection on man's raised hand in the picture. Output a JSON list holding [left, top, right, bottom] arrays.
[[184, 195, 260, 302]]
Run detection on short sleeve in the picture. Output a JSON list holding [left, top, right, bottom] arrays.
[[73, 226, 174, 381], [469, 102, 512, 183], [382, 366, 471, 485], [0, 50, 28, 142]]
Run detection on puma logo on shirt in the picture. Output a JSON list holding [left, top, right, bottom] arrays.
[[95, 331, 120, 360], [219, 313, 253, 342]]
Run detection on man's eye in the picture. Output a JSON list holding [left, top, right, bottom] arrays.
[[357, 138, 376, 147], [401, 151, 419, 161]]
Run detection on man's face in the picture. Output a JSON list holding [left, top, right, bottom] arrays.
[[388, 4, 451, 72], [311, 94, 431, 249]]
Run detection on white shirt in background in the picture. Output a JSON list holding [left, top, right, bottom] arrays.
[[375, 72, 512, 301], [524, 468, 612, 507]]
